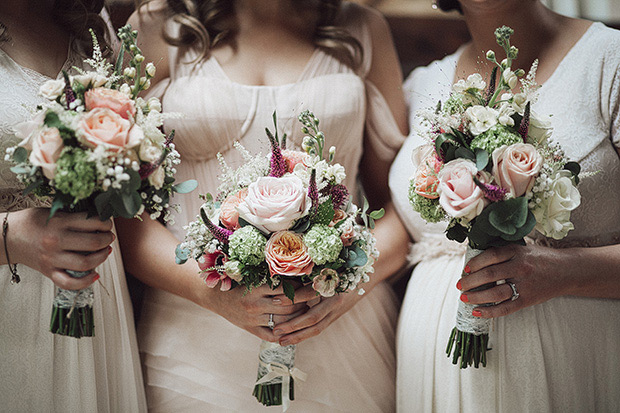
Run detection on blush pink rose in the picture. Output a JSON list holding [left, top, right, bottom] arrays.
[[236, 175, 311, 233], [79, 108, 144, 153], [198, 250, 232, 291], [492, 143, 543, 197], [438, 158, 490, 222], [28, 127, 64, 180], [84, 87, 136, 119], [281, 149, 309, 173], [265, 231, 314, 277], [220, 188, 248, 230]]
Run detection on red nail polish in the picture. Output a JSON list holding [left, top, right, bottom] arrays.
[[460, 293, 468, 303], [464, 265, 471, 274], [94, 274, 100, 282], [472, 309, 482, 317], [456, 280, 462, 290], [107, 246, 113, 255]]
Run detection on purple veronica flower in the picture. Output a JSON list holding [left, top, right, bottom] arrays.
[[330, 184, 349, 210]]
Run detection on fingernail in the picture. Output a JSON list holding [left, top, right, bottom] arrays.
[[273, 329, 283, 336], [460, 293, 468, 303], [456, 280, 462, 290], [112, 233, 116, 241], [272, 298, 282, 305], [94, 274, 100, 282], [279, 339, 290, 346], [107, 246, 113, 255], [464, 265, 471, 274], [472, 309, 482, 317]]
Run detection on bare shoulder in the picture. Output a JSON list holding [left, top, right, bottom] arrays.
[[341, 2, 392, 43], [127, 0, 170, 81]]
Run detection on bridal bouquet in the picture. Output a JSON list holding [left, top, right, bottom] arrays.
[[176, 111, 383, 409], [7, 25, 196, 338], [408, 26, 581, 368]]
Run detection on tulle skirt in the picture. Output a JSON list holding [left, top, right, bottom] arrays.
[[139, 282, 398, 412]]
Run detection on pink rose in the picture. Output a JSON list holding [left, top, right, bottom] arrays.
[[220, 188, 248, 230], [438, 159, 490, 222], [27, 127, 64, 180], [198, 250, 232, 291], [84, 87, 136, 119], [281, 149, 309, 173], [492, 143, 543, 197], [265, 231, 314, 277], [237, 175, 311, 233], [79, 108, 144, 153]]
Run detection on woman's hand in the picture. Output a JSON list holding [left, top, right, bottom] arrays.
[[5, 208, 114, 290], [457, 244, 568, 318], [208, 284, 311, 343], [269, 284, 363, 346]]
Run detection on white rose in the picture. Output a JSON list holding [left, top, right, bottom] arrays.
[[14, 110, 46, 148], [73, 72, 107, 88], [528, 111, 553, 145], [139, 138, 163, 163], [533, 171, 581, 239], [465, 105, 499, 135], [453, 73, 486, 93], [511, 92, 528, 113], [236, 175, 311, 234], [148, 165, 165, 189], [497, 102, 516, 127], [503, 68, 518, 89], [39, 79, 65, 100]]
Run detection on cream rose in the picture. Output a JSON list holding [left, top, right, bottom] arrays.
[[29, 127, 64, 179], [139, 138, 163, 163], [85, 87, 136, 120], [533, 171, 581, 239], [312, 268, 339, 297], [492, 143, 543, 197], [78, 108, 144, 152], [437, 158, 490, 222], [528, 112, 553, 145], [237, 175, 311, 233], [148, 165, 165, 189], [265, 231, 314, 277], [220, 188, 248, 230], [73, 72, 107, 88], [466, 105, 499, 135], [39, 79, 65, 100]]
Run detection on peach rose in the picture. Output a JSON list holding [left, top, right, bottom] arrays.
[[220, 188, 248, 230], [78, 108, 144, 153], [492, 143, 543, 197], [85, 88, 136, 119], [265, 231, 314, 277], [438, 159, 490, 222], [29, 127, 64, 179], [237, 175, 311, 233], [413, 154, 442, 199], [281, 149, 309, 173], [329, 210, 354, 246]]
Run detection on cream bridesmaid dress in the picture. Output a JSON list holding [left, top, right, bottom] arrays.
[[138, 3, 405, 412]]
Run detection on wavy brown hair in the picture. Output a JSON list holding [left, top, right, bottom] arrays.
[[144, 0, 363, 69], [0, 0, 111, 56]]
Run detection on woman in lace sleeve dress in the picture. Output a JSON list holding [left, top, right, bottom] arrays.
[[389, 0, 620, 411], [0, 1, 146, 411], [116, 0, 410, 411]]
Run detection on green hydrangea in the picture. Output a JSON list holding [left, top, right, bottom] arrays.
[[228, 226, 267, 266], [304, 224, 343, 265], [409, 181, 446, 223], [444, 93, 466, 115], [470, 125, 522, 155], [54, 147, 97, 201]]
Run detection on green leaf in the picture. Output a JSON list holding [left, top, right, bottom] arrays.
[[22, 179, 43, 196], [369, 208, 385, 220], [122, 191, 142, 218], [13, 147, 28, 163], [488, 197, 529, 235], [564, 161, 581, 184], [343, 244, 368, 268], [434, 133, 449, 155], [452, 129, 470, 148], [291, 215, 311, 233], [238, 217, 251, 228], [10, 165, 30, 175], [455, 147, 475, 162], [475, 148, 489, 171], [44, 111, 62, 129], [114, 45, 125, 77], [175, 244, 190, 265], [173, 179, 198, 194], [125, 169, 142, 193], [313, 198, 335, 226], [446, 220, 468, 243], [94, 191, 114, 220], [281, 280, 295, 303], [500, 210, 536, 242]]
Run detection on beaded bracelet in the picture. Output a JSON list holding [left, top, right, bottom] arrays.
[[3, 212, 20, 284]]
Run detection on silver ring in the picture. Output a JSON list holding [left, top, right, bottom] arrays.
[[268, 313, 275, 329], [507, 281, 519, 301]]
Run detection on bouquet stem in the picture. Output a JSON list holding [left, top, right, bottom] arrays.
[[253, 340, 304, 410], [446, 246, 491, 369], [50, 271, 95, 338]]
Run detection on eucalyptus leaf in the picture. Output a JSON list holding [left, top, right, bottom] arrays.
[[173, 179, 198, 194], [95, 191, 114, 220], [12, 147, 28, 163], [49, 196, 66, 220], [175, 244, 190, 265], [488, 197, 528, 235], [455, 146, 475, 162], [369, 208, 385, 220], [10, 165, 30, 175], [475, 148, 489, 171]]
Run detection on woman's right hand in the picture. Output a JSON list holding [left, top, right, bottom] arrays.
[[5, 208, 115, 290], [207, 284, 310, 342]]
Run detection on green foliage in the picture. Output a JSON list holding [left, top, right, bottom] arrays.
[[468, 197, 536, 249], [312, 198, 335, 226]]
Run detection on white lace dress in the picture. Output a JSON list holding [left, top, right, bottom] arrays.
[[389, 22, 620, 412], [0, 49, 146, 411]]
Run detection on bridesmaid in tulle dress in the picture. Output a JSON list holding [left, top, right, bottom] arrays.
[[117, 0, 410, 411], [390, 0, 620, 411]]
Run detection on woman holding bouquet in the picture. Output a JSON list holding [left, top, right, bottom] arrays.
[[389, 0, 620, 411], [0, 0, 146, 411], [118, 0, 410, 410]]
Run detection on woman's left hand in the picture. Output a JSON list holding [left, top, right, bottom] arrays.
[[457, 243, 568, 319], [269, 284, 363, 346]]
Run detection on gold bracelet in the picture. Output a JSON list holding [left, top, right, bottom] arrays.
[[3, 212, 20, 284]]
